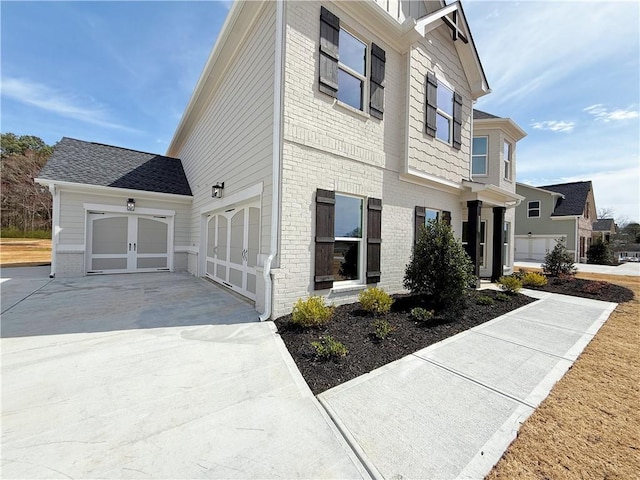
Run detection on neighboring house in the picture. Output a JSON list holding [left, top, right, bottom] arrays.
[[37, 0, 524, 319], [515, 181, 597, 263], [592, 218, 616, 244]]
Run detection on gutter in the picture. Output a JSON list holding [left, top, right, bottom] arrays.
[[260, 0, 285, 321]]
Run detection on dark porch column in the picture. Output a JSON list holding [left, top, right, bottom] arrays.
[[492, 207, 506, 282], [465, 200, 482, 283]]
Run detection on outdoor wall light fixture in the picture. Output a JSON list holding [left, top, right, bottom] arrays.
[[127, 198, 136, 211], [212, 182, 225, 198], [527, 231, 532, 237]]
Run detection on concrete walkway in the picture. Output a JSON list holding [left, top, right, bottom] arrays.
[[1, 269, 366, 479], [318, 290, 617, 479]]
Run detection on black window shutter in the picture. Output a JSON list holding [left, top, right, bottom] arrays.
[[366, 198, 382, 284], [319, 7, 339, 98], [452, 92, 463, 150], [415, 206, 426, 244], [425, 72, 437, 137], [442, 210, 452, 226], [369, 44, 386, 120], [314, 189, 335, 290]]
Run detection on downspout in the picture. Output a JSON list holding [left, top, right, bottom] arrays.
[[260, 0, 285, 321], [49, 183, 59, 278], [575, 216, 580, 263]]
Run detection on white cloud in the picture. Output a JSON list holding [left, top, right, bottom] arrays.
[[1, 77, 137, 132], [584, 104, 639, 122], [530, 120, 575, 132]]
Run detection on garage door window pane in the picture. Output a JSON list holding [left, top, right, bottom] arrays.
[[137, 218, 168, 254], [93, 217, 128, 254]]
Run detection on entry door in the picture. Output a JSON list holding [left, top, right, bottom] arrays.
[[88, 213, 170, 273], [205, 203, 259, 300]]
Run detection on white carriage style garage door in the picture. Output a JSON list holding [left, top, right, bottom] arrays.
[[87, 212, 172, 274], [205, 202, 260, 301], [515, 236, 564, 261]]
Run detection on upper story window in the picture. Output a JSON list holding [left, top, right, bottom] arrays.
[[504, 141, 512, 180], [528, 200, 540, 218], [472, 136, 488, 175], [318, 7, 386, 119], [337, 29, 367, 111], [425, 72, 462, 149]]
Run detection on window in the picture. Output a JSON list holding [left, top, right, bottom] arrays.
[[528, 201, 540, 218], [318, 7, 386, 118], [462, 221, 486, 267], [337, 29, 366, 110], [425, 73, 462, 149], [424, 209, 439, 224], [472, 137, 488, 175], [436, 81, 454, 143], [503, 222, 510, 267], [503, 141, 512, 180], [334, 194, 364, 282]]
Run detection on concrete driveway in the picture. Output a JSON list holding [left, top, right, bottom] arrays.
[[1, 269, 366, 479]]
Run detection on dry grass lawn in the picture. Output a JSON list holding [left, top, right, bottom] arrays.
[[0, 238, 52, 266], [487, 272, 640, 479]]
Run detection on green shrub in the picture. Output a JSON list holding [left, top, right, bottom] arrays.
[[475, 294, 495, 305], [404, 220, 476, 310], [521, 272, 548, 287], [495, 292, 510, 302], [372, 319, 394, 340], [358, 287, 394, 315], [311, 336, 348, 359], [291, 296, 334, 327], [542, 239, 577, 277], [587, 239, 613, 265], [410, 307, 435, 324], [498, 276, 522, 294]]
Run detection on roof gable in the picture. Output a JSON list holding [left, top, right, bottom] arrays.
[[538, 181, 592, 217], [38, 137, 192, 196], [593, 218, 615, 232]]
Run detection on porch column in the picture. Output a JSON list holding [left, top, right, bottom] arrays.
[[465, 200, 482, 283], [492, 207, 506, 282]]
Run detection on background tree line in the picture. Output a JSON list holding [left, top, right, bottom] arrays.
[[1, 133, 54, 236]]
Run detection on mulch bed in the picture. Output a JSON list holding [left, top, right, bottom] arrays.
[[275, 277, 635, 395]]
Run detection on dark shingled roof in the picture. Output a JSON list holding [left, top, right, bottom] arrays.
[[473, 109, 501, 120], [593, 218, 615, 231], [537, 181, 592, 216], [38, 137, 192, 196]]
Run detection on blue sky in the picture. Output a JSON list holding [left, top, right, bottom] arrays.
[[2, 1, 638, 222]]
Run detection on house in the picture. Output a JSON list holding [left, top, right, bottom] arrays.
[[592, 218, 616, 244], [37, 0, 524, 319], [514, 181, 597, 263]]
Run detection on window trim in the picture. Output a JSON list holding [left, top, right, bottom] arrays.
[[462, 220, 487, 267], [472, 136, 489, 176], [503, 141, 512, 181], [336, 27, 369, 113], [527, 200, 540, 218], [334, 193, 366, 286], [503, 221, 510, 268]]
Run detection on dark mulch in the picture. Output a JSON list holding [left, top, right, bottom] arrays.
[[275, 289, 535, 395], [526, 277, 634, 303]]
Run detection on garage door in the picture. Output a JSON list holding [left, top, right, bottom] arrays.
[[515, 236, 563, 261], [87, 213, 170, 274]]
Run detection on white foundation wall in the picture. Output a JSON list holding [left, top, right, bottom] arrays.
[[53, 189, 191, 277], [175, 2, 276, 276]]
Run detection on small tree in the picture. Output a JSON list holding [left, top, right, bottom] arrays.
[[587, 239, 612, 265], [404, 220, 476, 310], [542, 238, 577, 276]]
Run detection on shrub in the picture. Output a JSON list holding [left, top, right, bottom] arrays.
[[521, 272, 548, 287], [542, 239, 577, 277], [410, 307, 435, 324], [498, 276, 522, 294], [404, 220, 476, 310], [372, 319, 395, 340], [291, 296, 334, 327], [475, 294, 495, 305], [495, 292, 510, 302], [582, 281, 608, 295], [311, 336, 348, 359], [587, 239, 613, 265], [358, 287, 394, 315]]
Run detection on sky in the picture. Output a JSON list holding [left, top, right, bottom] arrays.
[[1, 0, 638, 222]]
